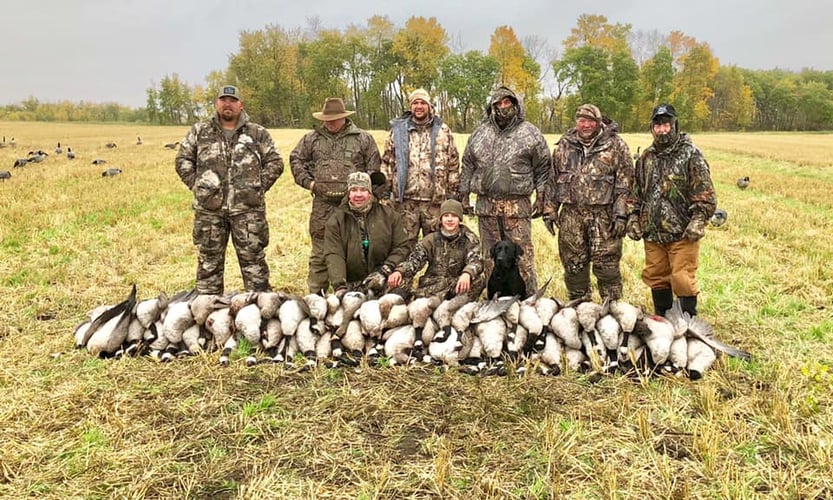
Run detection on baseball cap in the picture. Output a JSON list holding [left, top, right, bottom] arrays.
[[218, 85, 241, 100]]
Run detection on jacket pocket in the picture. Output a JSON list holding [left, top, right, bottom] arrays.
[[193, 170, 223, 210]]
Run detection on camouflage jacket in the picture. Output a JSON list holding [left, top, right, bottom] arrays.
[[290, 120, 381, 204], [550, 123, 634, 218], [395, 226, 482, 293], [380, 113, 460, 204], [175, 110, 284, 214], [323, 199, 412, 288], [634, 134, 716, 244], [460, 87, 551, 217]]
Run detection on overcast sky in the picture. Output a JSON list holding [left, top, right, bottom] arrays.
[[5, 0, 830, 108]]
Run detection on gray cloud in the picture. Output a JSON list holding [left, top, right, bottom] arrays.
[[4, 0, 829, 108]]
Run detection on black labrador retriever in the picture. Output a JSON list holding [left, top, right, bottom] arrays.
[[487, 239, 527, 299]]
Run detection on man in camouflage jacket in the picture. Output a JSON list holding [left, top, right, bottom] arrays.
[[324, 172, 411, 296], [627, 104, 716, 317], [460, 86, 551, 293], [175, 85, 284, 294], [547, 104, 634, 301], [380, 88, 460, 245], [387, 199, 484, 301], [290, 98, 381, 293]]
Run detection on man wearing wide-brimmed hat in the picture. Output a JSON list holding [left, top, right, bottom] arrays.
[[380, 88, 460, 246], [546, 103, 634, 302], [291, 97, 381, 294]]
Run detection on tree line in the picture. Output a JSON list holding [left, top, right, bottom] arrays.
[[4, 14, 832, 132]]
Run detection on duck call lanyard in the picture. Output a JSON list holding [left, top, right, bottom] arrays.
[[358, 216, 369, 263]]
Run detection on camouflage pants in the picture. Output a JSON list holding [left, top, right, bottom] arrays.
[[193, 210, 270, 294], [556, 205, 622, 300], [641, 239, 700, 296], [394, 199, 440, 245], [416, 273, 485, 302], [308, 198, 339, 293], [479, 215, 537, 293]]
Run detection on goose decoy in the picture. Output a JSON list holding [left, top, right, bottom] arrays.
[[709, 208, 728, 227], [0, 170, 11, 180], [136, 136, 143, 145], [164, 141, 179, 149], [736, 176, 750, 189], [105, 142, 117, 149], [92, 158, 107, 165], [67, 147, 76, 160], [55, 142, 62, 155], [102, 168, 123, 177], [0, 136, 6, 149]]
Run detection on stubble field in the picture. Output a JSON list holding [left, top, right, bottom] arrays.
[[1, 120, 832, 498]]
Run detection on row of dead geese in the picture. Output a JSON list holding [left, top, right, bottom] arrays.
[[73, 283, 751, 379]]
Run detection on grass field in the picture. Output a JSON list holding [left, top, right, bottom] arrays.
[[1, 120, 832, 498]]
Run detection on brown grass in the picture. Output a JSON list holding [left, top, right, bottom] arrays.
[[1, 121, 832, 498]]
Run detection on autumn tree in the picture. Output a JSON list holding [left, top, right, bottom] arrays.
[[390, 16, 450, 104]]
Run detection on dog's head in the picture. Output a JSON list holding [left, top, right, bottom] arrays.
[[490, 240, 523, 269]]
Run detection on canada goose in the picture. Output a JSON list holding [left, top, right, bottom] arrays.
[[736, 176, 750, 189], [279, 296, 307, 337], [13, 158, 28, 168], [55, 142, 62, 154], [235, 302, 263, 365], [550, 304, 581, 349], [82, 284, 138, 358], [101, 168, 123, 177], [66, 147, 76, 160], [27, 151, 48, 163], [0, 171, 10, 181], [105, 142, 117, 149], [164, 141, 180, 149], [257, 291, 284, 319], [92, 158, 106, 165]]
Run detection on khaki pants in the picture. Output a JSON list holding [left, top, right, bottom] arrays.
[[641, 239, 700, 296]]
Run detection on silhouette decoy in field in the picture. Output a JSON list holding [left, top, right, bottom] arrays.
[[67, 147, 76, 160], [92, 158, 107, 165], [736, 176, 750, 190], [13, 158, 29, 168], [709, 208, 728, 227], [0, 136, 6, 149], [136, 136, 143, 145], [9, 137, 15, 148], [55, 142, 62, 155], [0, 170, 11, 180], [164, 141, 179, 149], [105, 142, 118, 149], [102, 168, 123, 177]]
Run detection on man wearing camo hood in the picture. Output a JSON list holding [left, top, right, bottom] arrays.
[[460, 86, 551, 292], [628, 104, 716, 317], [546, 104, 634, 301], [290, 98, 381, 293], [175, 85, 284, 294]]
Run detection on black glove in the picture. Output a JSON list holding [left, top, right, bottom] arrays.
[[626, 214, 643, 241], [610, 216, 627, 239]]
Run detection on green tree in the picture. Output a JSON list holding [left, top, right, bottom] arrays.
[[390, 16, 449, 99], [438, 51, 499, 131], [709, 66, 754, 130]]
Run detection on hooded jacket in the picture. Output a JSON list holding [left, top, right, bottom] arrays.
[[395, 225, 483, 295], [634, 133, 716, 243], [323, 198, 412, 288], [176, 110, 284, 214], [460, 87, 551, 216]]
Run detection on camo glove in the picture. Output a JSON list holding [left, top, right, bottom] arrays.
[[626, 214, 643, 241], [610, 216, 627, 239], [530, 195, 546, 218], [683, 214, 706, 241], [362, 272, 387, 294]]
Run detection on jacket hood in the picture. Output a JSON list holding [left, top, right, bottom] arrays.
[[485, 86, 526, 123]]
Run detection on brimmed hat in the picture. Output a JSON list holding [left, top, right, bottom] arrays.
[[408, 88, 432, 106], [347, 172, 371, 191], [575, 104, 602, 122], [217, 85, 241, 101], [313, 98, 355, 121], [651, 103, 678, 121], [440, 199, 464, 220]]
